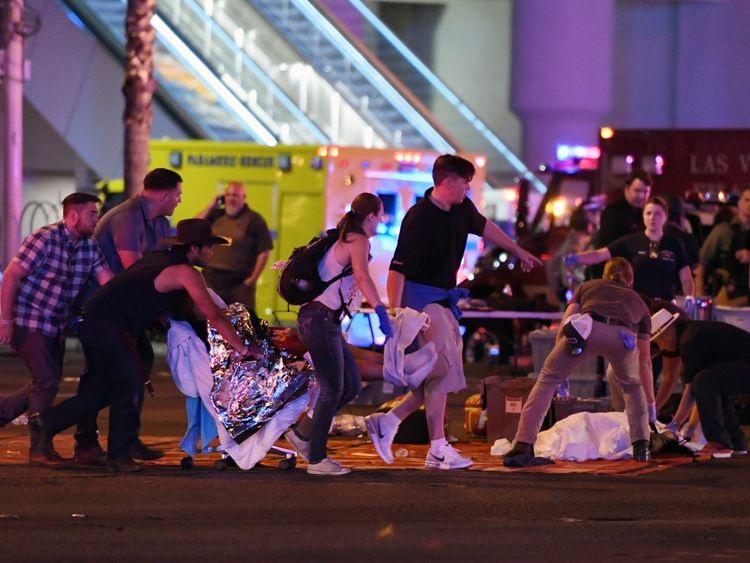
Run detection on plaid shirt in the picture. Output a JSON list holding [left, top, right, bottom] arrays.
[[12, 221, 107, 337]]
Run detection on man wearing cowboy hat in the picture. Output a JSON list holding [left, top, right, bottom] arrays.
[[651, 301, 750, 458], [29, 219, 259, 473]]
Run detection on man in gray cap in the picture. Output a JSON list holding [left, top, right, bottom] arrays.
[[31, 219, 259, 472], [650, 302, 750, 459]]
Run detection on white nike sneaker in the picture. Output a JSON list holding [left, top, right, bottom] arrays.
[[425, 443, 473, 470], [365, 412, 398, 464]]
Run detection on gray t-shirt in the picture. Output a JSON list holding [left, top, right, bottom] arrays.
[[94, 196, 171, 273]]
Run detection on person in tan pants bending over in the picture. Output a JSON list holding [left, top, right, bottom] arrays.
[[505, 257, 655, 464]]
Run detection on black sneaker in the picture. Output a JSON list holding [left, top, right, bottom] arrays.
[[632, 439, 650, 462], [130, 440, 165, 461]]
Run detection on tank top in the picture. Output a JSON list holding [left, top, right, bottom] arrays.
[[314, 242, 360, 312], [84, 250, 190, 335]]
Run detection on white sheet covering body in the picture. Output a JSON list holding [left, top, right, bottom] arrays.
[[167, 320, 309, 469], [491, 411, 707, 461]]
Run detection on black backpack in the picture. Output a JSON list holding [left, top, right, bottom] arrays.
[[277, 229, 353, 305]]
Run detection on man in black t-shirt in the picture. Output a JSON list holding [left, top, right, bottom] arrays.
[[652, 306, 750, 458], [589, 171, 652, 278], [365, 154, 541, 470]]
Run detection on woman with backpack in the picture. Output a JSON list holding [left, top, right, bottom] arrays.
[[285, 193, 392, 476]]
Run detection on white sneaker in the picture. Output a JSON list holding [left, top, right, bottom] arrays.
[[307, 457, 351, 476], [425, 444, 473, 470], [365, 412, 398, 464], [283, 428, 310, 462]]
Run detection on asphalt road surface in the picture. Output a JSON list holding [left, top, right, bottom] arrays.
[[1, 345, 749, 562]]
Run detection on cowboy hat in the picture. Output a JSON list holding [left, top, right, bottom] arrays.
[[650, 308, 680, 341], [161, 219, 228, 246]]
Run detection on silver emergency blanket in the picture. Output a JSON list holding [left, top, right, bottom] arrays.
[[207, 303, 314, 443]]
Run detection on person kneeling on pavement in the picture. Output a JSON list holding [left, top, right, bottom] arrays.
[[650, 301, 750, 459], [29, 219, 261, 473], [504, 257, 655, 466]]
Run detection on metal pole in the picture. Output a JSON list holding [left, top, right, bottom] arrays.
[[2, 0, 24, 267]]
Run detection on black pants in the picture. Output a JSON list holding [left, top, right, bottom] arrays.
[[73, 333, 152, 450], [692, 360, 750, 449], [43, 319, 148, 460]]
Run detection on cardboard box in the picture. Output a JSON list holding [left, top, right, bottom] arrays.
[[484, 375, 535, 443], [551, 397, 612, 425], [528, 371, 602, 399]]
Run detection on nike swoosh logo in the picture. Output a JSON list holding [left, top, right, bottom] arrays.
[[377, 420, 385, 440], [430, 453, 445, 462]]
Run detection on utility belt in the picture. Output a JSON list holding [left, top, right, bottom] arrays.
[[586, 312, 638, 333]]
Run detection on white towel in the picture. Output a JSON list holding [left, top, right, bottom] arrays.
[[383, 307, 437, 388]]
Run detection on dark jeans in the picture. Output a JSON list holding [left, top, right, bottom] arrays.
[[297, 303, 361, 464], [43, 319, 148, 460], [0, 327, 64, 452], [692, 360, 750, 449], [73, 333, 152, 450]]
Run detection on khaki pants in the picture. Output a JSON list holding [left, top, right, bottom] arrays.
[[515, 321, 649, 445]]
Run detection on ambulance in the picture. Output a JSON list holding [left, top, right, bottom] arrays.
[[148, 141, 487, 324]]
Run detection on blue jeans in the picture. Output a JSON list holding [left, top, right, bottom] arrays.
[[297, 302, 361, 464]]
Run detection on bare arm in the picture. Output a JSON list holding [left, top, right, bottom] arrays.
[[244, 250, 270, 286], [196, 196, 222, 220], [693, 263, 705, 296], [0, 260, 28, 345], [678, 265, 695, 297], [95, 266, 115, 287], [482, 221, 542, 272], [574, 247, 611, 266], [387, 270, 405, 310], [347, 235, 384, 308], [118, 249, 142, 270], [637, 337, 655, 403], [685, 404, 700, 438], [157, 265, 255, 354], [655, 355, 681, 410], [672, 382, 695, 427]]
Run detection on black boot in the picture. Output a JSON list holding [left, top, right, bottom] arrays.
[[632, 439, 650, 462], [505, 441, 534, 458], [130, 439, 165, 461]]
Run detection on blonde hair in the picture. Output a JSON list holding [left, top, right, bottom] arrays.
[[603, 257, 633, 286]]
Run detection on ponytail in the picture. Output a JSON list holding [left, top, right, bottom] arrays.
[[337, 193, 382, 242]]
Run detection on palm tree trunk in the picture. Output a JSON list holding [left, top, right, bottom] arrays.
[[123, 0, 156, 198]]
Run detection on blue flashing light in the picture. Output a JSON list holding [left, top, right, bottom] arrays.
[[556, 144, 601, 161]]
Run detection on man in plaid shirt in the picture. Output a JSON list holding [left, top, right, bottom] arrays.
[[0, 192, 114, 467]]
